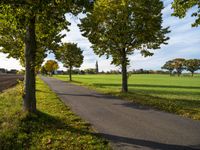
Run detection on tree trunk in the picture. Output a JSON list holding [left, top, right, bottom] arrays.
[[177, 70, 180, 77], [69, 66, 72, 81], [23, 16, 37, 113], [191, 72, 194, 77], [121, 48, 128, 93], [169, 71, 172, 76]]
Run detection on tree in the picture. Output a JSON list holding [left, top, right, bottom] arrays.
[[162, 60, 174, 75], [40, 66, 47, 75], [44, 60, 59, 76], [172, 0, 200, 27], [172, 58, 185, 76], [185, 59, 200, 76], [0, 1, 92, 112], [80, 0, 169, 92], [55, 43, 83, 81]]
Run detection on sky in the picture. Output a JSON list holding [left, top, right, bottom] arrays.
[[0, 0, 199, 71]]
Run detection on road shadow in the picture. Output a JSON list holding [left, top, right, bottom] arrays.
[[96, 133, 200, 150], [113, 102, 153, 110], [56, 92, 120, 100]]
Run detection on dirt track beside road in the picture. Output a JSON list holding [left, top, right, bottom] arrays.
[[0, 74, 24, 92]]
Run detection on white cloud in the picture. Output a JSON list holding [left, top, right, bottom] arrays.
[[0, 53, 23, 70]]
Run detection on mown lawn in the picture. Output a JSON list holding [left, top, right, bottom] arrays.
[[53, 74, 200, 120], [0, 77, 110, 150]]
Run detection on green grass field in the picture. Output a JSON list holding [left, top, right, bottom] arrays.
[[0, 78, 109, 150], [53, 74, 200, 120]]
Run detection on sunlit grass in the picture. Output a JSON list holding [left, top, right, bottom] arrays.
[[53, 74, 200, 120], [0, 77, 110, 150]]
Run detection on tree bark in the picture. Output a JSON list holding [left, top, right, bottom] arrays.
[[121, 48, 128, 93], [23, 16, 37, 113], [69, 66, 72, 81], [192, 72, 194, 77]]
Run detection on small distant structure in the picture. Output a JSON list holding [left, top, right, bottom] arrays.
[[55, 70, 64, 75], [96, 61, 99, 74]]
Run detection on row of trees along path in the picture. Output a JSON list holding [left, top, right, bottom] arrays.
[[0, 0, 92, 112], [0, 0, 199, 113]]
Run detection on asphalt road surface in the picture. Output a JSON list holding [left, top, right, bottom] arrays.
[[41, 76, 200, 150]]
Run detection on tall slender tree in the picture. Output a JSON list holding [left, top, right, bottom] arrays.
[[80, 0, 169, 92], [0, 0, 92, 113]]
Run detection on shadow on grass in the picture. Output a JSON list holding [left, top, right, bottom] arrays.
[[20, 110, 93, 134], [5, 111, 197, 150], [93, 83, 200, 100], [53, 80, 200, 115], [67, 80, 82, 84], [93, 83, 200, 90], [111, 91, 200, 109], [0, 110, 99, 150], [36, 89, 51, 94]]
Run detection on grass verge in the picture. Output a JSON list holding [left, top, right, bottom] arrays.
[[0, 77, 110, 150], [53, 74, 200, 120]]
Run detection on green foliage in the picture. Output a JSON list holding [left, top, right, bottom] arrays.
[[185, 59, 200, 75], [80, 0, 170, 66], [0, 78, 110, 150], [79, 0, 169, 92], [171, 58, 186, 76], [55, 43, 83, 69], [0, 0, 92, 61], [161, 60, 174, 75], [162, 58, 200, 76], [55, 43, 83, 81], [172, 0, 200, 27], [44, 60, 59, 75], [0, 1, 71, 66], [0, 0, 93, 111], [40, 66, 48, 75], [54, 74, 200, 120]]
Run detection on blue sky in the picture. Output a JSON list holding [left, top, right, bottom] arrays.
[[0, 0, 199, 71]]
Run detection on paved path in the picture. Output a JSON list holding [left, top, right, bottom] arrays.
[[41, 77, 200, 150]]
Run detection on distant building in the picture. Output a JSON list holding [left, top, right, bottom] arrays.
[[95, 61, 99, 74], [55, 70, 64, 75]]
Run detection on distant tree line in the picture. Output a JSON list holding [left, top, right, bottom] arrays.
[[54, 68, 169, 75], [0, 68, 19, 74], [162, 58, 200, 76]]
